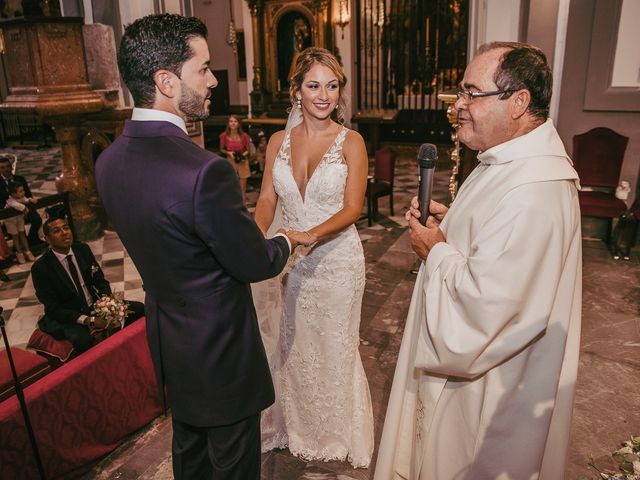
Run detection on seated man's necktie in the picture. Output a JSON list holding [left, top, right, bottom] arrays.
[[66, 254, 88, 309]]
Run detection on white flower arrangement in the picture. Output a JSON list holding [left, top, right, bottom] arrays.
[[91, 292, 128, 330]]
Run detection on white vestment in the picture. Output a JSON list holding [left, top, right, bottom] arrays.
[[374, 119, 582, 480]]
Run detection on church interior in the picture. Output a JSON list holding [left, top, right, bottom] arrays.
[[0, 0, 638, 479]]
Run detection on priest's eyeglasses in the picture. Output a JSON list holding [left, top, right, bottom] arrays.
[[456, 88, 517, 102]]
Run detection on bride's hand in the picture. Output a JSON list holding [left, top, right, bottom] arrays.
[[286, 230, 317, 247], [275, 228, 298, 250]]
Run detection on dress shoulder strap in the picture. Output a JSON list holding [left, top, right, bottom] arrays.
[[324, 126, 349, 164], [275, 129, 292, 163]]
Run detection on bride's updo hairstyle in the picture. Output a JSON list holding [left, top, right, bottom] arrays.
[[289, 47, 348, 123]]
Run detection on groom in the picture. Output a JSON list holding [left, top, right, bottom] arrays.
[[95, 14, 294, 480]]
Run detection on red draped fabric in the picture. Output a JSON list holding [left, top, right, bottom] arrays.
[[0, 318, 162, 479]]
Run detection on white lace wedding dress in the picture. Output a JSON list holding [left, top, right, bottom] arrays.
[[254, 125, 374, 468]]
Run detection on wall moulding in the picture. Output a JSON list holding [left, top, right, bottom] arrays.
[[583, 0, 640, 112]]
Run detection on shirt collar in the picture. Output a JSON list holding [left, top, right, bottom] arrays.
[[476, 119, 567, 165], [53, 248, 73, 263], [131, 108, 188, 135]]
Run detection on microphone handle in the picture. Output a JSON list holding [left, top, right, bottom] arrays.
[[418, 168, 435, 225]]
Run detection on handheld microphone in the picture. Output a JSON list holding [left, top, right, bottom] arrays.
[[418, 143, 437, 225]]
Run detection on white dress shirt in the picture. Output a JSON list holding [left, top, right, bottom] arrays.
[[53, 249, 94, 324], [131, 107, 188, 134]]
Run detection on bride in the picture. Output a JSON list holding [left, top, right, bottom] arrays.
[[254, 47, 374, 468]]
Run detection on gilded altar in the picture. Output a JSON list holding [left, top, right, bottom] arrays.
[[246, 0, 336, 117]]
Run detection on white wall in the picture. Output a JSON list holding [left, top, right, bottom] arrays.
[[193, 0, 242, 106], [611, 0, 640, 87], [233, 0, 249, 105], [241, 0, 254, 108], [469, 0, 521, 59], [118, 0, 154, 28], [334, 0, 355, 126]]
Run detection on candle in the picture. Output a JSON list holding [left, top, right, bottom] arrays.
[[425, 17, 430, 56]]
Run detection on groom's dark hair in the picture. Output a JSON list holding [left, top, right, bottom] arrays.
[[118, 14, 208, 108]]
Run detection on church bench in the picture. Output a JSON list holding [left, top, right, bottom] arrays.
[[0, 347, 51, 402], [0, 317, 162, 479]]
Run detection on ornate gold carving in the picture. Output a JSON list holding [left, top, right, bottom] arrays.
[[304, 0, 328, 12], [253, 65, 262, 90], [44, 26, 67, 39], [246, 0, 263, 16], [247, 0, 332, 115], [269, 3, 284, 17], [438, 92, 460, 201]]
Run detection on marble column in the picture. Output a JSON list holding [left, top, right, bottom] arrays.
[[0, 16, 115, 241], [51, 120, 103, 240]]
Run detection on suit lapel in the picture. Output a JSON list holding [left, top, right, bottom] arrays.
[[44, 249, 77, 296]]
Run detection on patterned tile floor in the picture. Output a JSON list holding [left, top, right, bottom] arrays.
[[0, 147, 148, 349], [1, 143, 638, 480]]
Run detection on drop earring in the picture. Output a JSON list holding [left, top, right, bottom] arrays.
[[297, 97, 302, 108]]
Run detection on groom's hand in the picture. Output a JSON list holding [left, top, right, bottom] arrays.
[[276, 228, 300, 251]]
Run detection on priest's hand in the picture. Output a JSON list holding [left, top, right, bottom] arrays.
[[407, 214, 446, 260], [408, 196, 448, 222]]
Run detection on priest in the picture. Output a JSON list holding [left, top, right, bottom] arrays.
[[375, 42, 582, 480]]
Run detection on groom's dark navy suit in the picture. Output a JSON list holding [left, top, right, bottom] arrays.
[[95, 120, 289, 475]]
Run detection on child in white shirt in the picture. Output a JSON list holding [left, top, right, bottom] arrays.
[[5, 181, 36, 263]]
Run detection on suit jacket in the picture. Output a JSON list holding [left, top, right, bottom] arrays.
[[1, 174, 33, 206], [94, 120, 289, 427], [31, 243, 111, 335]]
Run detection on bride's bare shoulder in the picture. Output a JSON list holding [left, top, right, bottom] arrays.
[[266, 129, 287, 154], [268, 129, 287, 145], [342, 129, 367, 155]]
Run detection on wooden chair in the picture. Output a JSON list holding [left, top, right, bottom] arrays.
[[367, 147, 397, 226], [573, 127, 628, 242]]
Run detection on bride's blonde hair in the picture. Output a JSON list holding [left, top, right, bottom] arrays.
[[289, 47, 348, 124]]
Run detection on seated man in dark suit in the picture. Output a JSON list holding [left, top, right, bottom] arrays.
[[31, 217, 144, 353], [0, 155, 44, 248]]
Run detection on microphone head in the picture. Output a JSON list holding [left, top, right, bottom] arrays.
[[418, 143, 437, 169]]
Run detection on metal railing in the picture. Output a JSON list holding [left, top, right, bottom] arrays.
[[355, 0, 468, 123]]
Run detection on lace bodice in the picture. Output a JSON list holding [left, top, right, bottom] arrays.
[[271, 126, 349, 232]]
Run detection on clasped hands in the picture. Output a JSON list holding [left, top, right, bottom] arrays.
[[406, 197, 448, 260], [276, 228, 317, 250]]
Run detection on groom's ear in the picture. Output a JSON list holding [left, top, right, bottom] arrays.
[[153, 70, 176, 98]]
